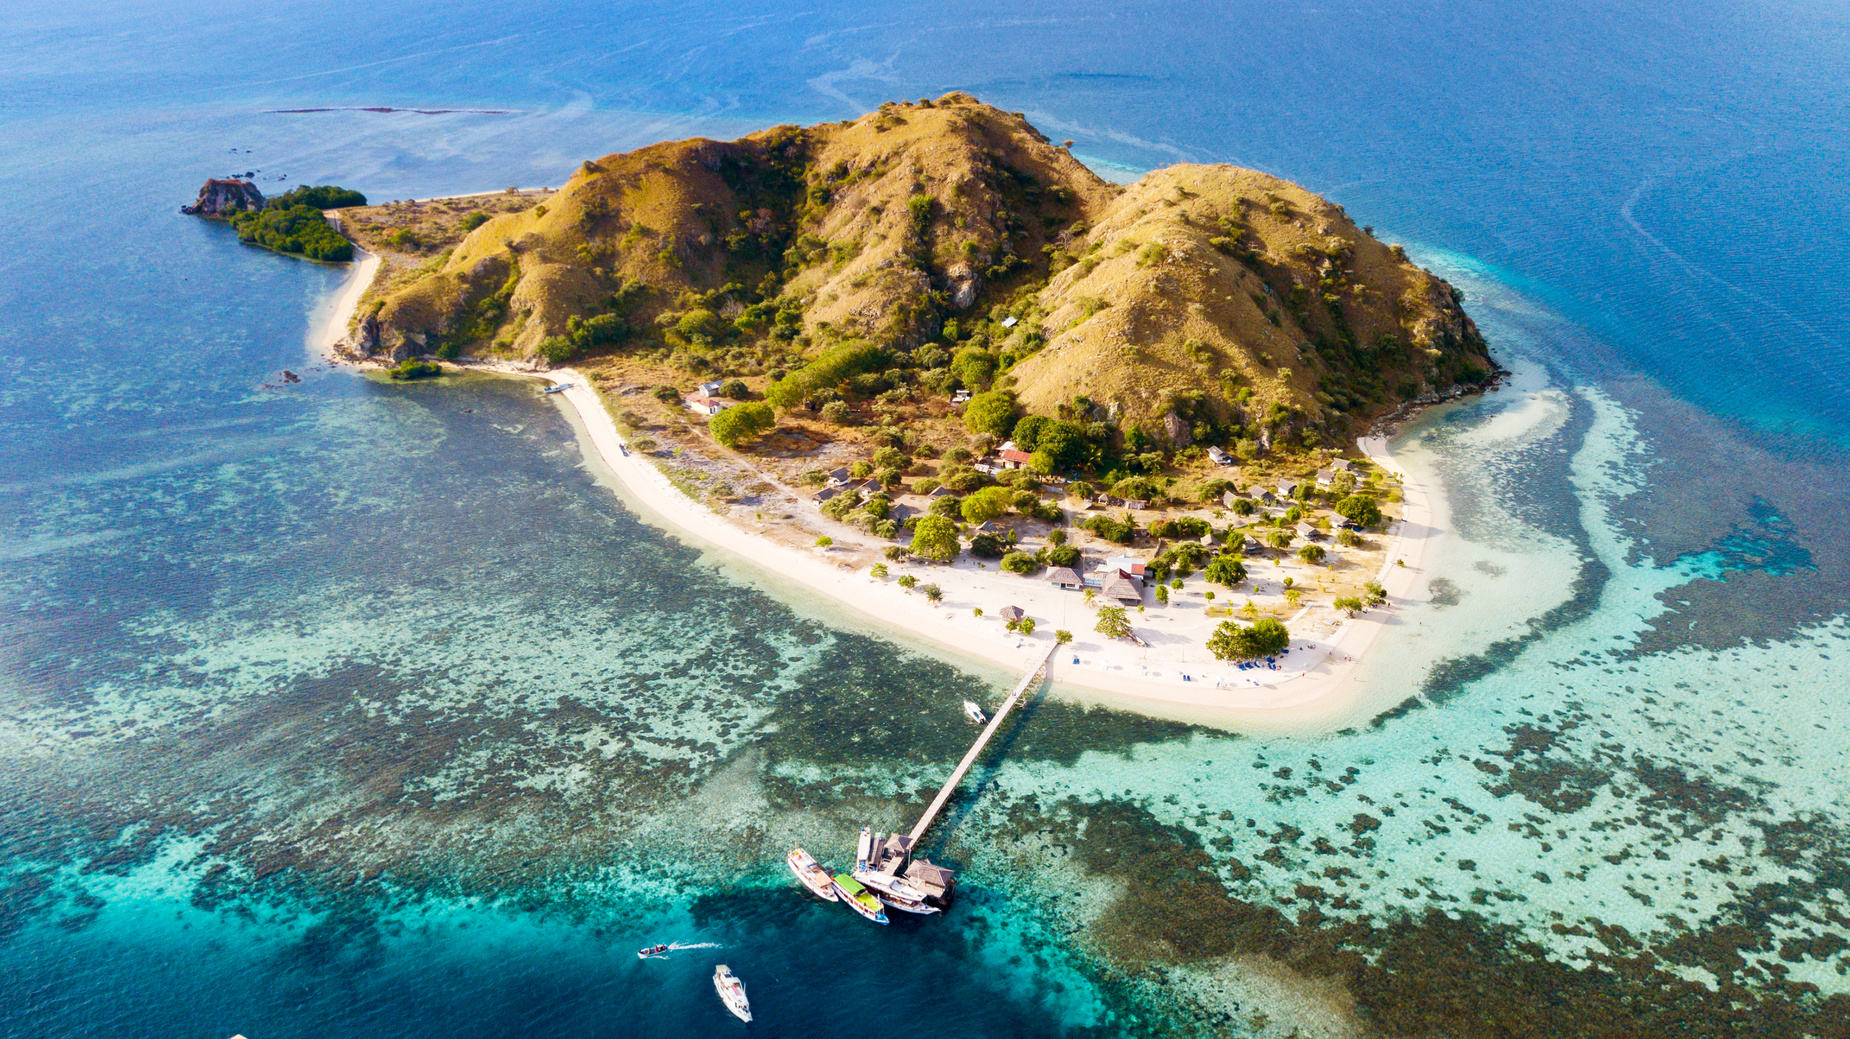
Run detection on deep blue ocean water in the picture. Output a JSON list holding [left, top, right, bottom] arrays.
[[4, 1, 1849, 1036]]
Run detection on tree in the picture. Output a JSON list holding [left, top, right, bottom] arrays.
[[1335, 494, 1383, 528], [1094, 605, 1132, 639], [1154, 585, 1169, 605], [1207, 617, 1291, 660], [961, 485, 1014, 524], [923, 583, 943, 603], [972, 607, 984, 617], [815, 535, 833, 547], [1333, 595, 1364, 616], [1297, 544, 1326, 563], [897, 574, 918, 589], [1336, 529, 1363, 547], [968, 532, 1006, 558], [909, 516, 961, 562], [871, 563, 889, 578], [1055, 629, 1073, 644], [1018, 617, 1036, 635], [1265, 529, 1294, 550], [1046, 543, 1080, 568], [1000, 551, 1039, 574], [709, 401, 775, 446], [1205, 556, 1247, 587], [1365, 580, 1387, 604], [964, 390, 1019, 437]]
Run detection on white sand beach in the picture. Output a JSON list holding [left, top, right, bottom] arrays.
[[307, 257, 1441, 725], [540, 367, 1440, 723]]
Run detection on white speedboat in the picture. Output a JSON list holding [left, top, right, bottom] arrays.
[[855, 826, 874, 870], [713, 964, 752, 1022], [962, 701, 987, 724], [786, 847, 838, 901], [830, 873, 890, 925], [853, 867, 942, 915], [543, 382, 572, 394]]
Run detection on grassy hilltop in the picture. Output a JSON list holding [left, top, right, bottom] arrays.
[[340, 93, 1493, 462]]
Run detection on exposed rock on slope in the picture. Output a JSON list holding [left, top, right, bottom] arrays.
[[341, 94, 1491, 439], [182, 179, 265, 215]]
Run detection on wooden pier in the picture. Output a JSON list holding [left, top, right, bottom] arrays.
[[906, 642, 1058, 843]]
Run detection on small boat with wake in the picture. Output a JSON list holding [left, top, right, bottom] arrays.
[[637, 943, 669, 959], [831, 873, 890, 925], [712, 964, 752, 1022], [543, 382, 573, 394], [787, 847, 839, 901], [962, 700, 987, 724]]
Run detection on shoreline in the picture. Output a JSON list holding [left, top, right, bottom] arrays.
[[304, 245, 1444, 728], [539, 366, 1442, 726]]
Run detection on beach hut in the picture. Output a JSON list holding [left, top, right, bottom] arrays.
[[1332, 458, 1355, 472], [1101, 572, 1144, 604], [683, 395, 727, 416], [1315, 469, 1336, 488], [1044, 566, 1082, 590], [1296, 522, 1323, 541], [1276, 479, 1299, 498], [1207, 445, 1232, 466], [812, 487, 839, 503], [826, 466, 852, 486]]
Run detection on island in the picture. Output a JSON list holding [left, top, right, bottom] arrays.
[[322, 94, 1498, 711]]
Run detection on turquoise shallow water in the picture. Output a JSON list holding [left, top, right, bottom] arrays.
[[4, 0, 1849, 1035]]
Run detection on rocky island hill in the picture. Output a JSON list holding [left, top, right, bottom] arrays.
[[332, 95, 1496, 637]]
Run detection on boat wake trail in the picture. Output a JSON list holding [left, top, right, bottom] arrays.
[[669, 941, 723, 951]]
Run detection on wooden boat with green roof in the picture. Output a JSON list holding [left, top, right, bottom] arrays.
[[830, 872, 890, 925]]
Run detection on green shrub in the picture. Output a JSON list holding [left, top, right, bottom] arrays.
[[908, 516, 960, 562], [963, 389, 1019, 437], [766, 340, 887, 409], [459, 212, 490, 231], [1335, 494, 1383, 528], [1000, 551, 1040, 575], [1207, 617, 1290, 660], [271, 184, 367, 210], [387, 359, 442, 380], [709, 402, 775, 446], [1205, 556, 1246, 586], [228, 204, 353, 261], [968, 532, 1006, 558]]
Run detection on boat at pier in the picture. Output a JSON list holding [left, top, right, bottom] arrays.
[[963, 700, 987, 724], [852, 866, 941, 915], [786, 847, 839, 901], [855, 826, 874, 870], [830, 873, 890, 924], [712, 965, 752, 1022]]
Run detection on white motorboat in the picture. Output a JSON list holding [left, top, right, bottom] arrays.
[[853, 867, 942, 915], [713, 964, 752, 1022], [962, 701, 987, 724], [786, 847, 839, 901], [855, 826, 874, 870]]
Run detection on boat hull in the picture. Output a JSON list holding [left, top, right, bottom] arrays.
[[713, 967, 752, 1023], [830, 874, 890, 925], [787, 848, 839, 901]]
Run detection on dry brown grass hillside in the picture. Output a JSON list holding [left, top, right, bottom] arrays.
[[340, 93, 1493, 451]]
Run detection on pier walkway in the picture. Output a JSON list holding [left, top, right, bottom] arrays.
[[906, 643, 1058, 843]]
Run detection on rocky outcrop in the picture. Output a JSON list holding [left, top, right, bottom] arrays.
[[182, 179, 265, 216]]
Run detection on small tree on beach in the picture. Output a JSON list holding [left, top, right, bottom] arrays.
[[1297, 544, 1326, 564], [1333, 595, 1364, 616], [898, 574, 918, 590], [815, 535, 833, 548], [1154, 585, 1169, 606], [923, 583, 944, 603], [972, 607, 984, 617], [1206, 556, 1247, 587], [1055, 629, 1073, 644], [871, 563, 889, 578], [1094, 606, 1132, 640], [1365, 580, 1387, 604], [1207, 617, 1291, 660], [1018, 618, 1036, 635]]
